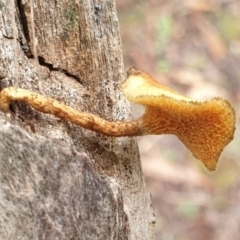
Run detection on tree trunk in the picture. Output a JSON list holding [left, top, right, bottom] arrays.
[[0, 0, 155, 239]]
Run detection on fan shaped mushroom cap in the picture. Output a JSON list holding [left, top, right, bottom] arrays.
[[121, 67, 236, 171]]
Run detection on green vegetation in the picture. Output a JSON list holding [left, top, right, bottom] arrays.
[[156, 14, 173, 54], [156, 14, 173, 72], [217, 12, 240, 41], [0, 1, 4, 9], [66, 2, 76, 31]]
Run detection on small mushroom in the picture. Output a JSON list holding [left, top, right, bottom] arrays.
[[0, 67, 236, 171], [121, 68, 235, 171]]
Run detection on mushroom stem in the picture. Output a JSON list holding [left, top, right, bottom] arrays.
[[0, 87, 142, 137]]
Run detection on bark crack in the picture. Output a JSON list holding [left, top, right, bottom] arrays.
[[16, 0, 30, 42], [38, 56, 83, 84], [2, 34, 14, 40], [15, 0, 82, 85]]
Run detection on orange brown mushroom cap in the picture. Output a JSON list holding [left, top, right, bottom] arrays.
[[121, 67, 236, 171], [0, 67, 236, 171]]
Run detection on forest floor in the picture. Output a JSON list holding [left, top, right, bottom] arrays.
[[116, 0, 240, 239]]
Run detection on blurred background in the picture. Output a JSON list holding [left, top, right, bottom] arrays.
[[116, 0, 240, 239]]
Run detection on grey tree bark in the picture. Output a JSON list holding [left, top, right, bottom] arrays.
[[0, 0, 155, 239]]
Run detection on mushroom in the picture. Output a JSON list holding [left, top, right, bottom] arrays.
[[121, 68, 236, 171], [0, 67, 235, 171]]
